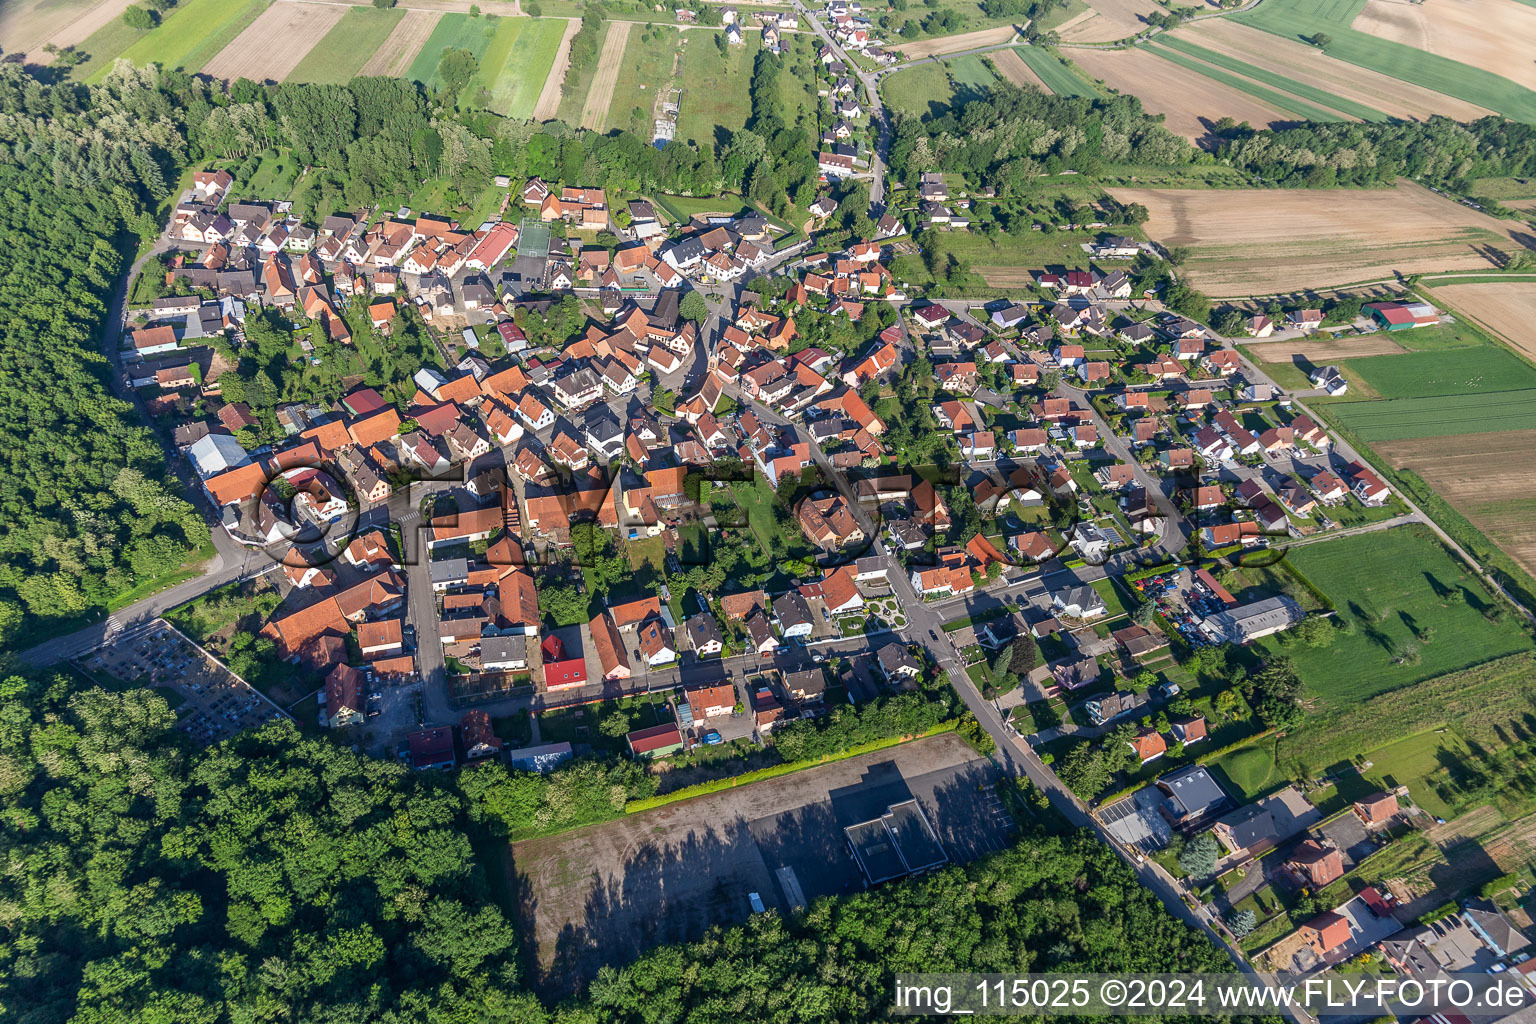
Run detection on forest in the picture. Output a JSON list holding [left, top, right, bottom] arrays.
[[0, 669, 1282, 1024]]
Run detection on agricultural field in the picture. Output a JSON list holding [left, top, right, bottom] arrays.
[[1014, 45, 1094, 96], [1232, 0, 1536, 122], [0, 0, 132, 59], [1058, 0, 1163, 42], [892, 23, 1019, 58], [881, 62, 957, 117], [1353, 0, 1536, 92], [1421, 279, 1536, 363], [1322, 389, 1536, 441], [285, 6, 404, 85], [579, 21, 631, 129], [675, 32, 759, 148], [80, 0, 270, 82], [1246, 334, 1406, 363], [1141, 40, 1351, 122], [946, 53, 998, 96], [1331, 345, 1536, 401], [465, 16, 570, 119], [203, 2, 344, 83], [1176, 19, 1490, 122], [1266, 526, 1531, 704], [1108, 182, 1533, 296], [1066, 45, 1294, 143], [1376, 429, 1536, 577], [405, 12, 502, 88], [989, 47, 1048, 90], [531, 17, 579, 120], [1153, 35, 1385, 120], [358, 9, 442, 78], [599, 24, 681, 135], [934, 223, 1112, 286]]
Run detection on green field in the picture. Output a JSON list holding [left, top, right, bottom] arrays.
[[468, 17, 568, 118], [1265, 526, 1531, 704], [1232, 0, 1536, 122], [946, 53, 998, 96], [1209, 739, 1281, 802], [1155, 33, 1387, 121], [1016, 46, 1094, 97], [602, 24, 681, 135], [882, 62, 958, 118], [675, 33, 759, 148], [1319, 389, 1536, 441], [405, 12, 503, 88], [1142, 40, 1348, 122], [286, 6, 404, 85], [82, 0, 270, 83], [1334, 346, 1536, 400]]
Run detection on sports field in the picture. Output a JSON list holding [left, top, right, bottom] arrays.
[[286, 7, 403, 84], [1177, 19, 1490, 122], [1068, 45, 1294, 142], [405, 11, 502, 88], [1270, 526, 1530, 704], [1232, 0, 1536, 122], [465, 16, 569, 118], [81, 0, 271, 82], [1109, 182, 1531, 295]]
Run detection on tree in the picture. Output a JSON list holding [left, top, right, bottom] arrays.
[[1311, 31, 1332, 48], [437, 47, 479, 101], [1179, 832, 1219, 877], [599, 710, 630, 738], [372, 0, 398, 7], [1226, 909, 1257, 937], [679, 290, 710, 324], [122, 4, 155, 28]]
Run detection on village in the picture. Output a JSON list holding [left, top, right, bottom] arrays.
[[103, 149, 1536, 1008]]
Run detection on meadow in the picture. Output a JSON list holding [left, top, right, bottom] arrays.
[[946, 53, 998, 96], [405, 12, 502, 88], [285, 6, 404, 85], [1232, 0, 1536, 122], [1260, 526, 1531, 704], [675, 33, 759, 148], [599, 23, 681, 135], [881, 63, 957, 118], [467, 17, 569, 118]]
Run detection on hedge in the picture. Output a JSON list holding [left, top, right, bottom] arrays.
[[623, 720, 960, 813]]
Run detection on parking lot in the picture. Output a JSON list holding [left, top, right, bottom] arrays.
[[505, 732, 1011, 998], [1099, 785, 1174, 853], [1127, 568, 1223, 649], [84, 619, 289, 746]]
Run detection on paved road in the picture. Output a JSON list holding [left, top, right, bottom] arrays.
[[792, 0, 891, 205]]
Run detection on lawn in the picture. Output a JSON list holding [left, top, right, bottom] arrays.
[[1355, 733, 1465, 820], [881, 62, 956, 118], [1153, 34, 1387, 121], [83, 0, 271, 82], [1232, 0, 1536, 122], [945, 53, 998, 99], [1380, 319, 1504, 352], [1263, 526, 1531, 704], [602, 23, 682, 135], [1319, 388, 1536, 442], [243, 150, 300, 199], [1142, 40, 1349, 122], [405, 12, 502, 88], [1334, 346, 1536, 400], [1016, 45, 1095, 97], [675, 33, 758, 148], [1209, 738, 1281, 802], [286, 6, 404, 84]]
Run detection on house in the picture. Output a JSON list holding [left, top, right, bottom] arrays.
[[1211, 787, 1319, 857], [627, 723, 684, 759], [797, 494, 864, 551], [1051, 585, 1106, 620], [481, 635, 529, 671], [773, 590, 815, 637], [1130, 728, 1166, 764], [684, 614, 725, 656], [589, 612, 631, 682], [1171, 715, 1207, 745], [323, 664, 365, 728], [1246, 314, 1274, 338], [1083, 689, 1142, 724], [1200, 595, 1305, 644], [1462, 901, 1530, 958], [1353, 791, 1399, 830], [1300, 912, 1352, 958], [406, 727, 457, 770], [1287, 840, 1344, 888], [357, 619, 404, 658], [540, 634, 588, 690], [685, 682, 737, 719], [1310, 364, 1349, 396], [1348, 463, 1390, 505], [1286, 309, 1324, 331]]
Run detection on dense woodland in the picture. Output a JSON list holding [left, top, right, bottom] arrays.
[[0, 670, 1281, 1023]]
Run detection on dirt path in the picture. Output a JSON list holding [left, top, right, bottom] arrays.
[[531, 16, 580, 121], [203, 1, 346, 81], [359, 8, 442, 76], [580, 20, 631, 130]]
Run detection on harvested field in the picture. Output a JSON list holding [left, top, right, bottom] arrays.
[[1420, 280, 1536, 363], [1109, 181, 1533, 295], [893, 24, 1018, 57], [580, 20, 631, 129], [1059, 0, 1163, 42], [202, 1, 345, 82], [1377, 429, 1536, 576], [1068, 46, 1293, 143], [531, 16, 579, 121], [990, 46, 1047, 89], [1353, 0, 1536, 92], [1247, 334, 1407, 361], [358, 8, 441, 77], [6, 0, 134, 58], [1182, 19, 1490, 121], [286, 5, 403, 84]]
